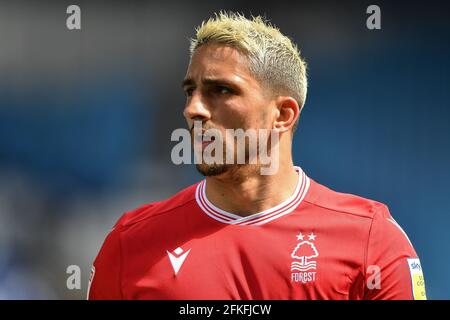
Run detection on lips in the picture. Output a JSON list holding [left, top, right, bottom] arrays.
[[201, 136, 215, 149], [191, 126, 218, 150]]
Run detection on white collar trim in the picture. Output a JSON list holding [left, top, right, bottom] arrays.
[[195, 166, 310, 226]]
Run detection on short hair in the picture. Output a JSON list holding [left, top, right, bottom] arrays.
[[189, 11, 308, 130]]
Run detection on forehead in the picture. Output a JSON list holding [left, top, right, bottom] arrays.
[[186, 44, 254, 82]]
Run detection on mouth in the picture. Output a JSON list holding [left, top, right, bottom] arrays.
[[201, 135, 215, 149], [191, 124, 219, 150]]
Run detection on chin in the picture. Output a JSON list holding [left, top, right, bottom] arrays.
[[195, 163, 230, 177]]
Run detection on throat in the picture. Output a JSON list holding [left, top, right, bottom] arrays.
[[204, 166, 299, 217]]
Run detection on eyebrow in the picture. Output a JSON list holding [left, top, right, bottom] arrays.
[[181, 77, 239, 89]]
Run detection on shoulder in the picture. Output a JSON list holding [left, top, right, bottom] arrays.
[[303, 177, 414, 248], [112, 182, 199, 231], [304, 178, 391, 221]]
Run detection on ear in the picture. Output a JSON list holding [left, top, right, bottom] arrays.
[[273, 96, 300, 133]]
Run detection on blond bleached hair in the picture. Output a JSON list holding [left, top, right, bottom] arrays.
[[190, 12, 308, 120]]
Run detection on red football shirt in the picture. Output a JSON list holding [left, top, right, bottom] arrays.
[[88, 167, 426, 300]]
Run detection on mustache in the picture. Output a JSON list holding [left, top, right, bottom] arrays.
[[189, 122, 217, 134], [190, 123, 223, 144]]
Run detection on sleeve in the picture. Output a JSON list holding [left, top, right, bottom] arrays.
[[87, 224, 123, 300], [363, 204, 427, 300]]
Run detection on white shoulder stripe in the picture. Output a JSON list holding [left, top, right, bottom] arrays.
[[386, 217, 414, 248]]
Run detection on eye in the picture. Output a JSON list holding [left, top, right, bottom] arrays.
[[184, 87, 194, 97], [215, 86, 232, 95]]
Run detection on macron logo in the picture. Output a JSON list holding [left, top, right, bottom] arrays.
[[167, 247, 191, 276]]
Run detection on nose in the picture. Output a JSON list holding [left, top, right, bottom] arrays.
[[183, 92, 211, 126]]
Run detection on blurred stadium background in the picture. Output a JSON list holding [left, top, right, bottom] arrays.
[[0, 0, 449, 299]]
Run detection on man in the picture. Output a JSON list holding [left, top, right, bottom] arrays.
[[88, 12, 426, 300]]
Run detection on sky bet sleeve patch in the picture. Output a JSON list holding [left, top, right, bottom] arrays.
[[407, 258, 427, 300]]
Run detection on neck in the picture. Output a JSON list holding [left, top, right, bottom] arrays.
[[204, 159, 298, 217]]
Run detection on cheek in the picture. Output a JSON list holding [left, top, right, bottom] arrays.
[[213, 102, 248, 128], [213, 97, 270, 130], [247, 104, 273, 130]]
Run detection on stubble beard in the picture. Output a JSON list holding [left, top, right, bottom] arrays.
[[192, 123, 273, 178], [195, 162, 231, 177], [195, 138, 266, 177]]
